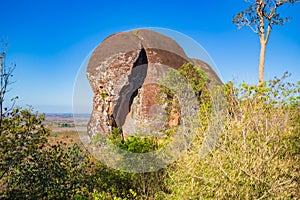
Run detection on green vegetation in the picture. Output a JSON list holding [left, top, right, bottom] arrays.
[[100, 92, 108, 100], [1, 63, 299, 199], [157, 62, 211, 122], [108, 127, 160, 153], [163, 72, 299, 199], [59, 123, 73, 128]]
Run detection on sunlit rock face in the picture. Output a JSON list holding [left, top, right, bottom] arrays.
[[86, 29, 221, 138]]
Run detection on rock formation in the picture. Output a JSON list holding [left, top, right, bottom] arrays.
[[86, 29, 221, 138]]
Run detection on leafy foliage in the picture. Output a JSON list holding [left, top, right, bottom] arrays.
[[0, 108, 49, 181], [233, 0, 299, 34], [164, 73, 300, 199], [0, 65, 299, 199], [106, 127, 159, 153], [0, 108, 93, 199]]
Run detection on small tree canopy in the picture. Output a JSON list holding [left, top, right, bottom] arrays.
[[233, 0, 298, 34], [233, 0, 299, 85]]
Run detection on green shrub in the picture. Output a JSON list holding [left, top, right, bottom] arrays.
[[0, 108, 93, 199], [2, 67, 298, 199], [164, 73, 300, 199]]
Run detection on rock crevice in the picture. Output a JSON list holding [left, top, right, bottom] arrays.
[[113, 46, 148, 130]]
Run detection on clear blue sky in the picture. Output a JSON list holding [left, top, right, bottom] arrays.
[[1, 0, 299, 113]]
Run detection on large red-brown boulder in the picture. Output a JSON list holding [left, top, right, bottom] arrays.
[[86, 29, 221, 137]]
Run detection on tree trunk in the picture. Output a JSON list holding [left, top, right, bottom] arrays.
[[0, 58, 2, 128], [258, 37, 266, 85]]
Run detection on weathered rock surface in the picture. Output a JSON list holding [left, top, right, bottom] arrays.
[[87, 29, 221, 138]]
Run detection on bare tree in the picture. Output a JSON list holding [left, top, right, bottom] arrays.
[[0, 42, 17, 128], [233, 0, 299, 85]]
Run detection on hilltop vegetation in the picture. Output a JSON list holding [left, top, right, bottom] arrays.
[[0, 68, 299, 199]]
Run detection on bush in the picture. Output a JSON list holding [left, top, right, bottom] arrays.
[[1, 69, 298, 199], [0, 108, 92, 199], [164, 73, 300, 199]]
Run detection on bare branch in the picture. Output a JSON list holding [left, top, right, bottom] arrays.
[[276, 0, 289, 7], [245, 18, 260, 33], [0, 43, 17, 127]]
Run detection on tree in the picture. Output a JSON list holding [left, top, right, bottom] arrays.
[[0, 109, 49, 181], [233, 0, 299, 85], [0, 42, 17, 128]]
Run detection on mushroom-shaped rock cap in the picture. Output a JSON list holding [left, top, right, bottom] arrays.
[[86, 29, 221, 137], [87, 29, 189, 75]]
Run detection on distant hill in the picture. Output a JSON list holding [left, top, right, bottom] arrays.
[[46, 113, 90, 119]]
